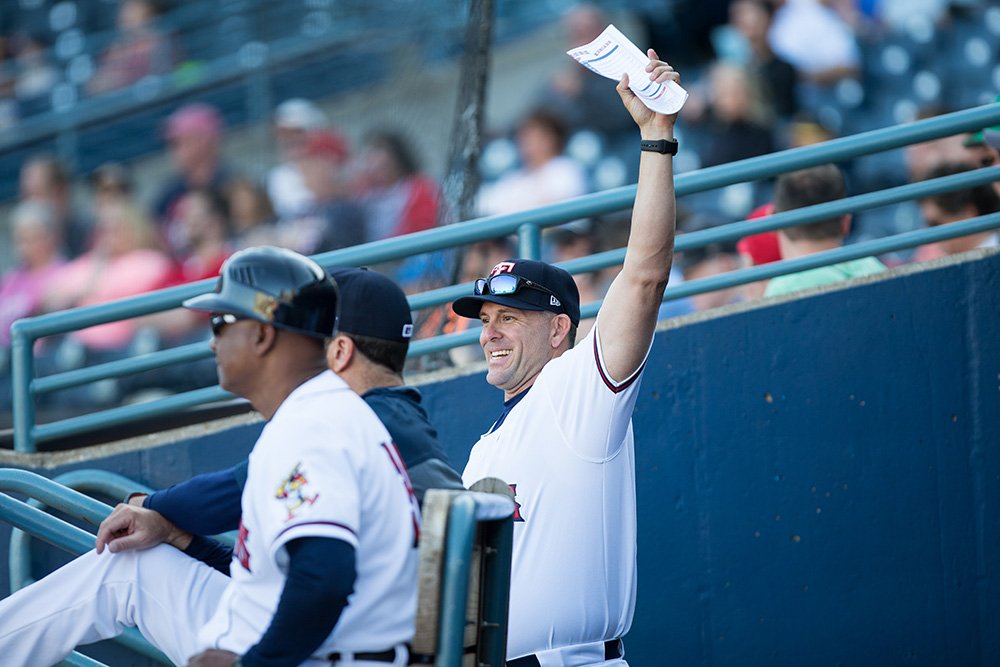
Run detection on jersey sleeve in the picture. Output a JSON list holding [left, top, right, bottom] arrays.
[[257, 419, 365, 568], [539, 317, 651, 462], [144, 463, 245, 535]]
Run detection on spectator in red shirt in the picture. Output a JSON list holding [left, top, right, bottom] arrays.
[[356, 130, 442, 241]]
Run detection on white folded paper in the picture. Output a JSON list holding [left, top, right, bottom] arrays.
[[566, 24, 688, 115]]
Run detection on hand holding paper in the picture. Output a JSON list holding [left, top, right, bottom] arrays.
[[567, 24, 687, 115]]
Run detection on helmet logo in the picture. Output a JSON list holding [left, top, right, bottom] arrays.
[[254, 293, 278, 321]]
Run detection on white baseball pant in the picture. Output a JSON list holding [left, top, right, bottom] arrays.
[[0, 545, 411, 667]]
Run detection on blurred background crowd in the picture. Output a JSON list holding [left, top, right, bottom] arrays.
[[1, 0, 999, 419]]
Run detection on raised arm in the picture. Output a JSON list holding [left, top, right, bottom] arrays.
[[596, 50, 680, 382]]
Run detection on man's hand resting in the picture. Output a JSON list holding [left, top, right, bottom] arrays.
[[95, 503, 193, 554]]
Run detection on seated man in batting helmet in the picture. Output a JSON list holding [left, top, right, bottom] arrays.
[[0, 247, 421, 667], [98, 265, 464, 575]]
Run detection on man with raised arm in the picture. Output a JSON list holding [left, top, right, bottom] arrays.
[[450, 53, 680, 666]]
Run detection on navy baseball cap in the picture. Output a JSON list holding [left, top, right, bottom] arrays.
[[329, 267, 414, 343], [452, 258, 581, 326]]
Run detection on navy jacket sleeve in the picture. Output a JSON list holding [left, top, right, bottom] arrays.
[[183, 534, 234, 575], [143, 461, 248, 535], [241, 537, 356, 667]]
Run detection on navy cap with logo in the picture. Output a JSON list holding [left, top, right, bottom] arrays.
[[452, 258, 581, 326], [329, 267, 414, 343]]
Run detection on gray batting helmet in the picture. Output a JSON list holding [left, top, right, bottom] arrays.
[[183, 246, 339, 339]]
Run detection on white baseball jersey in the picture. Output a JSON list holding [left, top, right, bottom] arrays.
[[199, 370, 420, 657], [462, 321, 648, 662]]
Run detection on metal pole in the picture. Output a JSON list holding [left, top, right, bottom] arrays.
[[10, 323, 37, 453], [518, 223, 542, 260]]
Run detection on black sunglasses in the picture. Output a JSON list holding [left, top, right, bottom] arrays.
[[210, 313, 247, 336], [474, 274, 561, 306]]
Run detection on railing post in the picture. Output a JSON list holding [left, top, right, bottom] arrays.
[[437, 495, 477, 666], [517, 223, 542, 260], [10, 321, 37, 453]]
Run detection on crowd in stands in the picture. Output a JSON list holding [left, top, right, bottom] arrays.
[[0, 94, 448, 412], [2, 0, 1000, 415]]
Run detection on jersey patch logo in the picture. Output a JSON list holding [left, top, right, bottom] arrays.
[[275, 462, 319, 520], [508, 483, 525, 522], [234, 521, 251, 572]]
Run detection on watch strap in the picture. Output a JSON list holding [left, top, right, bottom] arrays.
[[640, 138, 678, 155]]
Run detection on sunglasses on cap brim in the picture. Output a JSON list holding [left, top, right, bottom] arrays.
[[474, 274, 562, 306]]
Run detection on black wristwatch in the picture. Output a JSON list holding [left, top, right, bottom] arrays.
[[640, 138, 678, 155]]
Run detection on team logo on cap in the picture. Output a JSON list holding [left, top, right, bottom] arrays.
[[490, 261, 517, 276], [275, 462, 319, 520], [402, 323, 414, 338]]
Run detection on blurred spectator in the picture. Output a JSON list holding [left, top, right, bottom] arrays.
[[0, 36, 17, 129], [686, 61, 776, 168], [164, 188, 232, 286], [737, 202, 782, 300], [149, 187, 233, 344], [0, 201, 66, 348], [154, 103, 233, 257], [87, 0, 176, 96], [226, 177, 278, 248], [534, 4, 635, 140], [768, 0, 860, 88], [905, 105, 973, 182], [917, 162, 1000, 258], [12, 33, 58, 106], [478, 108, 588, 216], [278, 130, 366, 254], [20, 155, 90, 258], [43, 201, 173, 353], [961, 104, 1000, 178], [88, 162, 133, 219], [676, 213, 744, 311], [356, 130, 442, 241], [641, 0, 731, 69], [764, 164, 885, 297], [964, 131, 1000, 169], [267, 98, 328, 220], [548, 225, 603, 336], [722, 0, 798, 120]]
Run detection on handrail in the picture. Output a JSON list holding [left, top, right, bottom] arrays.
[[435, 492, 514, 667], [9, 470, 157, 593], [33, 159, 999, 397], [9, 102, 1000, 451], [0, 469, 177, 665]]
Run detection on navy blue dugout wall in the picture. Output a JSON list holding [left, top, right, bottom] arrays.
[[2, 249, 998, 666]]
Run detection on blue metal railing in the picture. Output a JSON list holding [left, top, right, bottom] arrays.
[[9, 102, 1000, 451], [9, 469, 156, 593], [420, 489, 514, 666], [0, 469, 171, 665]]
